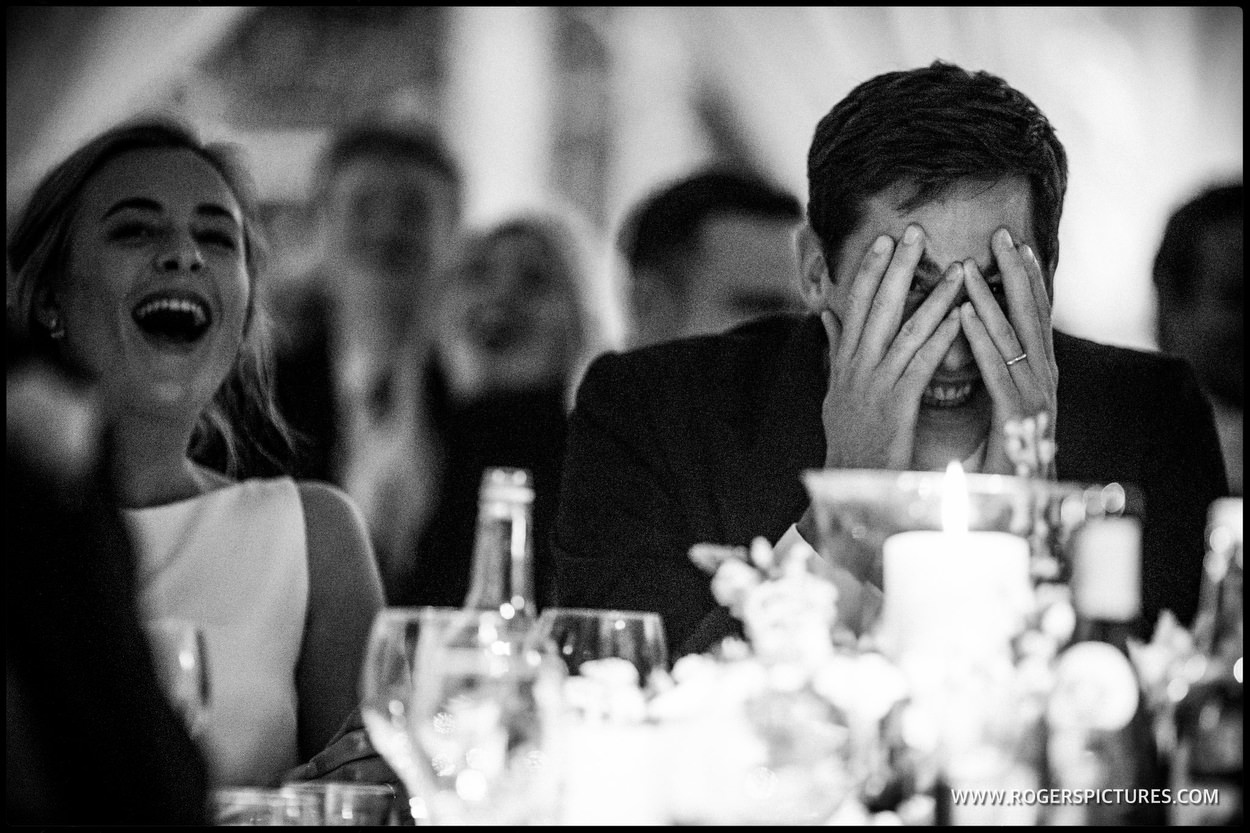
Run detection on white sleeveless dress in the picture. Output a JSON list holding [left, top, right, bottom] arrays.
[[124, 477, 308, 787]]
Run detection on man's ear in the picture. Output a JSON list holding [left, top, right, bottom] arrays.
[[796, 225, 833, 314]]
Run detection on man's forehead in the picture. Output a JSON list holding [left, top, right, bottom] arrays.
[[860, 178, 1035, 244]]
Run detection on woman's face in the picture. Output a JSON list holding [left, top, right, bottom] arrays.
[[443, 229, 582, 391], [51, 147, 250, 417]]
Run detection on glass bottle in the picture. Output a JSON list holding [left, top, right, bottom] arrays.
[[463, 467, 536, 624], [1170, 497, 1243, 825], [1047, 516, 1161, 825]]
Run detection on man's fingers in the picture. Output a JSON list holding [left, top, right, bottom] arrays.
[[964, 258, 1026, 367], [1018, 242, 1056, 368], [899, 308, 962, 397], [820, 309, 840, 362], [959, 301, 1015, 402], [883, 260, 964, 376], [859, 224, 926, 363], [990, 229, 1044, 361], [837, 234, 895, 362]]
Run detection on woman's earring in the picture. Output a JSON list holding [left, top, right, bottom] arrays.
[[48, 313, 66, 340]]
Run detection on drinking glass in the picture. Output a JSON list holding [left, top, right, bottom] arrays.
[[359, 607, 461, 824], [145, 617, 210, 737], [277, 783, 396, 826], [531, 609, 670, 824], [210, 786, 321, 826], [408, 609, 564, 825], [531, 608, 669, 690]]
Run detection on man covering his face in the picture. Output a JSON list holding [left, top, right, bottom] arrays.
[[553, 62, 1228, 659]]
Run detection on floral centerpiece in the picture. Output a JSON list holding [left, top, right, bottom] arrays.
[[644, 536, 918, 825]]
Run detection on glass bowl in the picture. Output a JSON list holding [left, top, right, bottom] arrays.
[[801, 468, 1140, 591]]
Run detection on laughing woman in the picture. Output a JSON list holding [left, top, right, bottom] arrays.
[[7, 118, 384, 788]]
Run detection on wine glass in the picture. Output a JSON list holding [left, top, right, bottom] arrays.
[[359, 607, 462, 824], [145, 617, 211, 737], [532, 608, 669, 690], [531, 609, 670, 824], [406, 608, 564, 825]]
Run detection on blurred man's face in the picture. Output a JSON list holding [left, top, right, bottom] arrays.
[[632, 212, 802, 347], [1161, 218, 1244, 406], [325, 155, 460, 307]]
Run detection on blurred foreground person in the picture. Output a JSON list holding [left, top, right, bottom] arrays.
[[7, 117, 383, 787], [1153, 182, 1243, 495], [363, 212, 607, 605], [619, 168, 803, 348], [7, 335, 208, 824], [555, 62, 1227, 658]]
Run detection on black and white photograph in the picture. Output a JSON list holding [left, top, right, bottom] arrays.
[[8, 6, 1242, 826]]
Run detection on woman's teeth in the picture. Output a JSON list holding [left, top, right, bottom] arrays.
[[923, 381, 974, 407], [132, 296, 212, 343], [134, 297, 208, 327]]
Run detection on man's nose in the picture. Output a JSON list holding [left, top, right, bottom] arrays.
[[940, 330, 975, 373]]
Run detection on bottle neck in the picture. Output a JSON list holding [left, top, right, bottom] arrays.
[[464, 497, 536, 621], [1194, 545, 1243, 659]]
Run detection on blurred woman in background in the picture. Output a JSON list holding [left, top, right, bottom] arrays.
[[7, 117, 384, 788], [350, 210, 608, 607]]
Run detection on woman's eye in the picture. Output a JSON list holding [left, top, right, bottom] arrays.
[[108, 222, 154, 242], [198, 230, 239, 251]]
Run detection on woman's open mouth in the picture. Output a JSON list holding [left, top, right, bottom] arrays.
[[132, 292, 212, 346]]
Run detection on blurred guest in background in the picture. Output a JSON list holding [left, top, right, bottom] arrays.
[[555, 62, 1227, 658], [7, 117, 383, 787], [1153, 183, 1243, 495], [270, 120, 464, 579], [271, 120, 464, 485], [362, 211, 606, 605], [619, 168, 804, 348], [7, 334, 209, 824]]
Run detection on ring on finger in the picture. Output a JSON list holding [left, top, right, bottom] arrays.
[[1005, 351, 1028, 367]]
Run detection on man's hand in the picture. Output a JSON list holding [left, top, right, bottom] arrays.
[[958, 228, 1058, 476], [821, 225, 965, 470]]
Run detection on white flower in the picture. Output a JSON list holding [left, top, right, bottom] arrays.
[[748, 536, 775, 572], [742, 573, 838, 668], [711, 558, 763, 617], [812, 651, 908, 723], [563, 659, 648, 724], [690, 542, 749, 575]]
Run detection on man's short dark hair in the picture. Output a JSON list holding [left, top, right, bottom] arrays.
[[1153, 183, 1243, 304], [807, 61, 1068, 277], [619, 168, 802, 294], [315, 121, 463, 206]]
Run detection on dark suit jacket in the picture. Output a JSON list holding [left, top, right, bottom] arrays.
[[553, 314, 1228, 658]]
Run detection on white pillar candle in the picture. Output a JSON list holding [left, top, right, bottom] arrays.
[[880, 529, 1031, 661]]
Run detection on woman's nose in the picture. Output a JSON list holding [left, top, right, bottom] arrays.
[[157, 234, 204, 273]]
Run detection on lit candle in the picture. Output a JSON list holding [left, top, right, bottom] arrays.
[[879, 462, 1032, 661]]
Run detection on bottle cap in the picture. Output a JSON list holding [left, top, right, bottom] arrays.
[[1071, 516, 1141, 622], [480, 467, 535, 504]]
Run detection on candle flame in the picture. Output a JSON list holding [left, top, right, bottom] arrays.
[[941, 460, 969, 534]]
